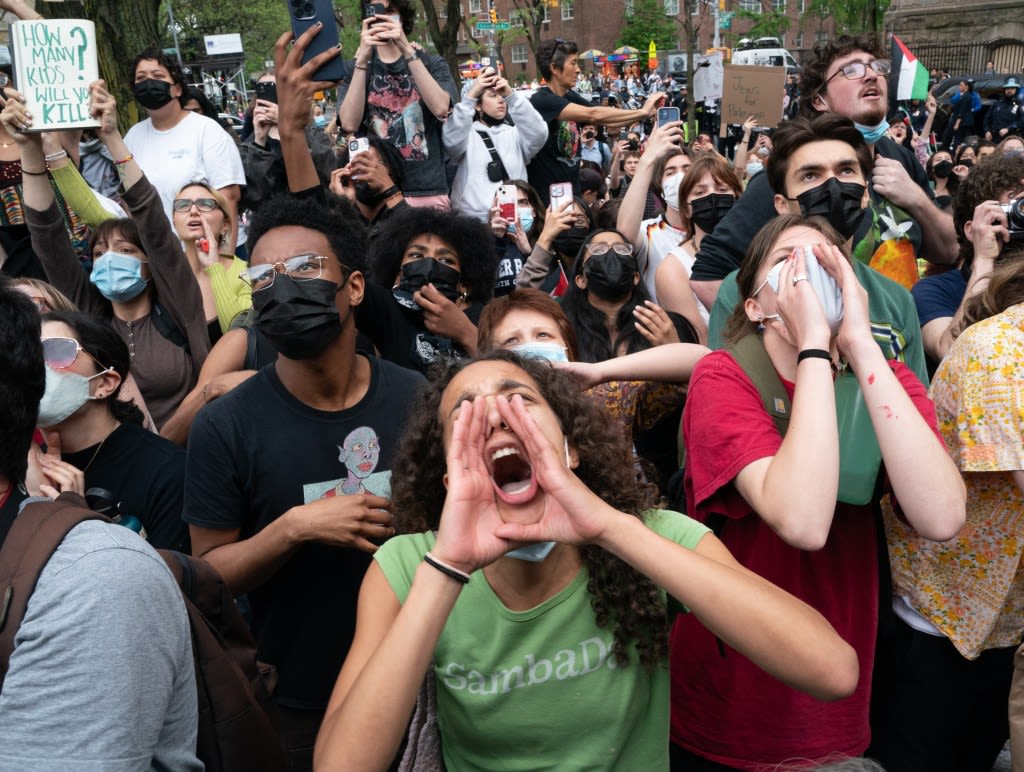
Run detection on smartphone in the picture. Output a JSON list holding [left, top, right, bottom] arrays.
[[254, 81, 277, 105], [286, 0, 347, 83], [657, 106, 680, 127], [480, 54, 505, 75], [496, 184, 516, 221], [549, 182, 569, 211], [619, 127, 628, 141], [363, 2, 386, 19], [348, 137, 369, 160]]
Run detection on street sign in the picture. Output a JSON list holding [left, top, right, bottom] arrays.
[[476, 21, 510, 29]]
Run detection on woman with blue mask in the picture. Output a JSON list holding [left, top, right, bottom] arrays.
[[487, 180, 548, 297], [5, 81, 209, 429], [314, 349, 859, 772], [356, 207, 497, 373], [669, 214, 965, 770]]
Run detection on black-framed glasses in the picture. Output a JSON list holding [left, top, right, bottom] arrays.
[[825, 59, 891, 86], [172, 197, 219, 213], [586, 242, 633, 257], [42, 337, 109, 371], [240, 254, 332, 291]]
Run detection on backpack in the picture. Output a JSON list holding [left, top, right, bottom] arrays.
[[0, 492, 285, 772]]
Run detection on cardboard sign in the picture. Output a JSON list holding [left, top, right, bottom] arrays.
[[11, 19, 100, 131], [693, 51, 724, 104], [719, 64, 786, 137]]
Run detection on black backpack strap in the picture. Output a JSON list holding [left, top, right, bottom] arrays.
[[151, 302, 190, 354], [476, 130, 509, 181], [727, 333, 791, 438], [0, 492, 106, 689]]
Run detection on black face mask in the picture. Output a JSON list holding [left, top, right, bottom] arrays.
[[392, 258, 463, 311], [794, 177, 866, 242], [583, 252, 638, 301], [932, 160, 953, 179], [689, 193, 736, 235], [132, 78, 174, 110], [960, 158, 975, 170], [551, 227, 590, 259], [253, 276, 344, 360], [478, 112, 505, 127], [354, 182, 386, 207]]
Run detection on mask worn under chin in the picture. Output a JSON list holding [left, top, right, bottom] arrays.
[[392, 258, 463, 311], [855, 119, 889, 144], [503, 437, 572, 562], [794, 177, 866, 242], [90, 251, 149, 302], [132, 78, 174, 110], [37, 367, 107, 428], [253, 276, 344, 360], [583, 251, 637, 301], [661, 171, 685, 211], [479, 112, 505, 127], [933, 160, 954, 179], [689, 193, 736, 235], [354, 182, 386, 206], [550, 227, 589, 259]]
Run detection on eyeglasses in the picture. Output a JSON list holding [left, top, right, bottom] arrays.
[[586, 242, 634, 257], [240, 254, 333, 291], [42, 337, 110, 371], [172, 197, 219, 213], [825, 59, 891, 86]]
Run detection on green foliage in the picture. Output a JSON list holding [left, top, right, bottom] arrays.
[[618, 0, 678, 52], [736, 5, 791, 40], [802, 0, 890, 35]]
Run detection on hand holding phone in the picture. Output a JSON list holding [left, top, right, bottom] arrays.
[[496, 185, 516, 221], [657, 106, 680, 128], [348, 137, 370, 160], [286, 0, 347, 82], [255, 81, 278, 105], [549, 182, 570, 211]]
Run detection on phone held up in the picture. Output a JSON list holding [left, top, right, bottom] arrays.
[[496, 184, 516, 221], [254, 81, 278, 105], [657, 106, 680, 128], [549, 183, 570, 211], [286, 0, 347, 82], [348, 137, 370, 161]]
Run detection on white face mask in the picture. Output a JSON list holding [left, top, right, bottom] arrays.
[[37, 367, 107, 428], [661, 171, 685, 211], [754, 246, 845, 335]]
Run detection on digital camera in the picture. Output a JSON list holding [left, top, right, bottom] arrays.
[[1000, 199, 1024, 242]]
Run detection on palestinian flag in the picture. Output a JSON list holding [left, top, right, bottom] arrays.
[[890, 35, 929, 111]]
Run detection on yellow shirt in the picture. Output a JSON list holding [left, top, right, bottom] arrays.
[[205, 256, 252, 333]]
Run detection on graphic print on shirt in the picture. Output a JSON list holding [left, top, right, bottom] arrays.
[[304, 426, 392, 501], [556, 119, 580, 168], [367, 72, 428, 161]]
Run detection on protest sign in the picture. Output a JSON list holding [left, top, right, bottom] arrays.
[[719, 64, 786, 137], [11, 19, 100, 131]]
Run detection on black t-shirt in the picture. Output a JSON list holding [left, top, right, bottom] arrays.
[[182, 355, 424, 709], [691, 136, 935, 282], [527, 87, 591, 205], [63, 422, 188, 552], [356, 282, 484, 373], [494, 237, 526, 297]]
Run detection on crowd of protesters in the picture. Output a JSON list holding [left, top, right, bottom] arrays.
[[2, 0, 1024, 768]]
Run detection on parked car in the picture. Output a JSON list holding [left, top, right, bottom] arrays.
[[930, 73, 1024, 141], [219, 112, 244, 137]]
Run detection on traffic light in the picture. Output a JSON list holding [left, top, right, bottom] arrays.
[[490, 7, 498, 23]]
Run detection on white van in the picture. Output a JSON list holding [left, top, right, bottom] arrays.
[[731, 37, 799, 73]]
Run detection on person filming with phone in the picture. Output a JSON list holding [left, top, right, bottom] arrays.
[[443, 65, 547, 223], [337, 0, 458, 208]]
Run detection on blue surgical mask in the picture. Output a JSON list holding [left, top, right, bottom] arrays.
[[517, 206, 535, 234], [90, 251, 149, 302], [511, 341, 568, 362], [746, 161, 764, 177], [855, 118, 890, 144], [505, 540, 557, 562]]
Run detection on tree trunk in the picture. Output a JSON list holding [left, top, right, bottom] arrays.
[[421, 0, 464, 88]]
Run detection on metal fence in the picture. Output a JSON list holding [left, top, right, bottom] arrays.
[[909, 40, 1024, 76]]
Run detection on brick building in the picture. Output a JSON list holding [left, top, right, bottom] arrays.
[[435, 0, 835, 82]]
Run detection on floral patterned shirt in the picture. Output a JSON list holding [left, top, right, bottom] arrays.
[[884, 302, 1024, 658]]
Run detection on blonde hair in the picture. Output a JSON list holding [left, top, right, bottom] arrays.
[[174, 181, 233, 237], [11, 277, 78, 312]]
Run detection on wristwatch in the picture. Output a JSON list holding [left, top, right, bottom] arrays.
[[405, 49, 420, 63]]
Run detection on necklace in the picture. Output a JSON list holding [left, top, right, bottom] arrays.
[[82, 435, 109, 473]]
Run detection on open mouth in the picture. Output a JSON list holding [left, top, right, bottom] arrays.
[[488, 445, 537, 503], [861, 87, 881, 99]]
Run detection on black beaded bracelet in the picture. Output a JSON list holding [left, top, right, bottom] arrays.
[[380, 184, 401, 199], [797, 348, 832, 363], [424, 552, 470, 584]]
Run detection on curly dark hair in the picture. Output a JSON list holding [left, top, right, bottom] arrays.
[[131, 47, 186, 90], [952, 152, 1024, 270], [368, 208, 496, 303], [799, 33, 885, 118], [561, 230, 699, 362], [390, 349, 669, 668], [0, 276, 45, 484]]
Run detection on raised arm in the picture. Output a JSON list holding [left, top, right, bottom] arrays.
[[617, 122, 683, 250], [560, 90, 663, 130]]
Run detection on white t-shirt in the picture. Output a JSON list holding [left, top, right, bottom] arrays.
[[124, 111, 245, 228], [638, 214, 686, 301], [664, 243, 710, 324]]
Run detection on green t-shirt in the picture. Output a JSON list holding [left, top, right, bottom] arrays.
[[706, 263, 929, 385], [374, 510, 709, 772]]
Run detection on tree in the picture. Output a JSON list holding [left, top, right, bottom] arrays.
[[736, 1, 791, 41], [508, 0, 548, 64], [619, 0, 678, 52], [803, 0, 890, 37], [677, 0, 705, 134], [38, 0, 162, 130], [419, 0, 467, 88]]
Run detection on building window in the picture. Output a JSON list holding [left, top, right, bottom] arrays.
[[625, 0, 634, 17], [512, 45, 528, 63], [664, 0, 679, 14], [561, 0, 574, 20], [738, 0, 760, 11], [772, 0, 785, 10], [439, 4, 447, 17], [793, 32, 803, 49], [816, 29, 828, 46], [512, 11, 524, 26], [469, 0, 481, 13], [472, 21, 481, 36], [543, 4, 550, 22]]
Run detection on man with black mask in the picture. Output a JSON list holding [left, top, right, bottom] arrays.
[[703, 113, 929, 383], [691, 32, 958, 310], [124, 48, 244, 248], [183, 195, 423, 771]]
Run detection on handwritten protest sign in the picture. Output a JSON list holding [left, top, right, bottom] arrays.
[[719, 64, 786, 137], [11, 19, 100, 131]]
